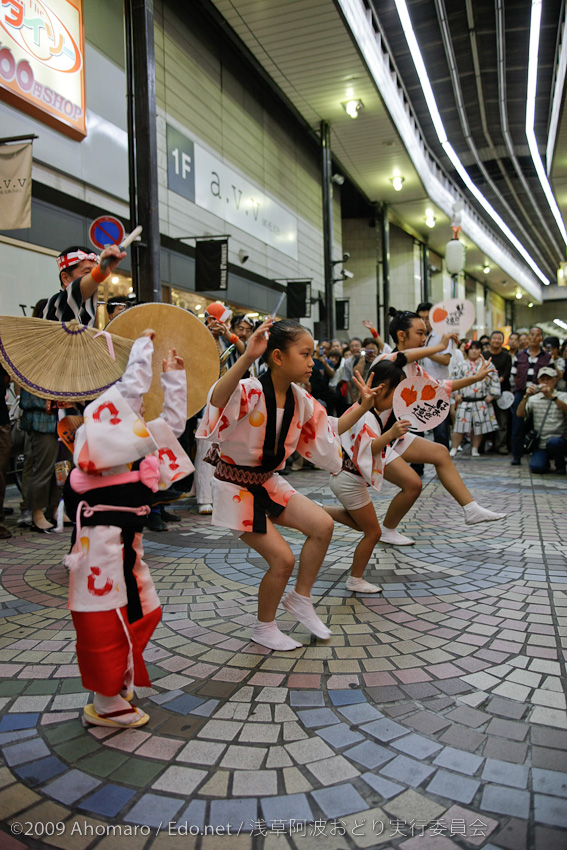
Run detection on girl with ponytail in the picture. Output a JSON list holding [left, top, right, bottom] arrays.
[[196, 319, 376, 650], [370, 309, 506, 544]]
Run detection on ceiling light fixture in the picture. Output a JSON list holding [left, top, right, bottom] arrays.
[[111, 276, 119, 284], [390, 171, 405, 191], [392, 0, 550, 285], [342, 99, 363, 119], [425, 209, 436, 228], [516, 291, 523, 299], [554, 318, 567, 330], [527, 0, 567, 245], [483, 265, 490, 275], [528, 302, 534, 308]]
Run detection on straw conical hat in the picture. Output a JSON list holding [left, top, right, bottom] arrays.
[[0, 317, 133, 401], [107, 303, 220, 420]]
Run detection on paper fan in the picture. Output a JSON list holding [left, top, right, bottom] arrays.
[[0, 317, 133, 401]]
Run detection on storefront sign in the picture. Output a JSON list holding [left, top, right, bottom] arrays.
[[0, 0, 86, 140], [166, 123, 298, 260]]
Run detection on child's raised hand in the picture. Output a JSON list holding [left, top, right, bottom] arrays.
[[476, 357, 496, 380], [246, 319, 273, 359], [353, 370, 377, 410], [141, 328, 156, 340], [389, 419, 410, 440], [163, 347, 184, 371]]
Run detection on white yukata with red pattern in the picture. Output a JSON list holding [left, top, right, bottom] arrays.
[[196, 378, 343, 534], [373, 354, 453, 462], [336, 405, 387, 489], [451, 359, 501, 435]]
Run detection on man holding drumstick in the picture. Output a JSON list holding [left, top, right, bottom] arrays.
[[44, 244, 127, 327]]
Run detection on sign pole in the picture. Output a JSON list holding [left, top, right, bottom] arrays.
[[129, 0, 161, 304], [124, 0, 139, 300]]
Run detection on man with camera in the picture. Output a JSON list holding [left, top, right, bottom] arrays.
[[516, 366, 567, 474]]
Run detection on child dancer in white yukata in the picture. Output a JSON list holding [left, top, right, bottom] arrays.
[[64, 330, 193, 728], [325, 358, 410, 594], [373, 310, 506, 546], [450, 341, 501, 457], [196, 319, 376, 651]]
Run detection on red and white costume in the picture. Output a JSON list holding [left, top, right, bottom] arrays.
[[374, 354, 453, 463], [329, 406, 388, 511], [63, 337, 193, 696], [196, 372, 343, 534]]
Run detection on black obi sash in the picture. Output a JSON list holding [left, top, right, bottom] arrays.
[[63, 476, 156, 624]]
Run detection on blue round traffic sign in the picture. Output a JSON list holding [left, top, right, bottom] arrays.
[[89, 216, 125, 250]]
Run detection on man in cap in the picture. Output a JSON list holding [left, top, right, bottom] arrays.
[[516, 365, 567, 473], [510, 326, 551, 465], [44, 244, 126, 327]]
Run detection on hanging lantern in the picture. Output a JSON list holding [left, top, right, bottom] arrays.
[[445, 238, 466, 275]]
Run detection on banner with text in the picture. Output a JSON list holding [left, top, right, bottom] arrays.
[[0, 142, 32, 229], [166, 124, 298, 260], [195, 239, 228, 292]]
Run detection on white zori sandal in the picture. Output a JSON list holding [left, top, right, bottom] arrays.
[[83, 702, 149, 728]]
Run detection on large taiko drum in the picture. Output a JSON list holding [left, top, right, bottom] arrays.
[[107, 303, 219, 421]]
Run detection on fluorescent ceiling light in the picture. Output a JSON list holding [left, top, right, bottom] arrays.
[[527, 0, 567, 245], [392, 0, 550, 285], [554, 318, 567, 330]]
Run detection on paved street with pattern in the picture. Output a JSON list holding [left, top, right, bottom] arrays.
[[0, 455, 565, 849]]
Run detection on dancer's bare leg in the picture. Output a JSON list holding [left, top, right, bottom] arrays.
[[324, 505, 361, 531], [382, 456, 422, 529], [402, 438, 472, 506], [241, 521, 295, 623], [275, 493, 334, 596]]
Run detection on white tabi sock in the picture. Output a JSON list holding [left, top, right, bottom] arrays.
[[251, 620, 302, 651], [463, 501, 506, 525], [282, 590, 332, 640]]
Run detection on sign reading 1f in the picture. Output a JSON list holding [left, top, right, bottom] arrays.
[[167, 125, 195, 203]]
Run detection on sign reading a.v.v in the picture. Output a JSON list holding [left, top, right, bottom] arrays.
[[166, 123, 298, 261]]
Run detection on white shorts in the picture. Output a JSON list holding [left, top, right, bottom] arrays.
[[329, 470, 372, 511]]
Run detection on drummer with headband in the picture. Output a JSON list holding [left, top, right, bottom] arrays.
[[43, 244, 126, 327]]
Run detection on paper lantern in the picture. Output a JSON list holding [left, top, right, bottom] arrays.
[[445, 239, 466, 275]]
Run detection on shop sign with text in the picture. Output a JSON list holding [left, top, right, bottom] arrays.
[[0, 0, 86, 139], [166, 123, 298, 260]]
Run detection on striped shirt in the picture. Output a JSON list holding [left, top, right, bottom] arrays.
[[525, 392, 567, 442], [43, 277, 97, 327]]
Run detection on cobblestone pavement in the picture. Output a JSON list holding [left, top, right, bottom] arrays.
[[0, 455, 566, 850]]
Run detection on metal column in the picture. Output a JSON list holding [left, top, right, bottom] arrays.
[[422, 239, 430, 302], [380, 203, 390, 340], [321, 121, 334, 339], [127, 0, 161, 303]]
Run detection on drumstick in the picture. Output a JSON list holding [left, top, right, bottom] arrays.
[[99, 226, 143, 274], [264, 292, 286, 338], [120, 225, 143, 250], [219, 344, 235, 365], [271, 292, 286, 319]]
